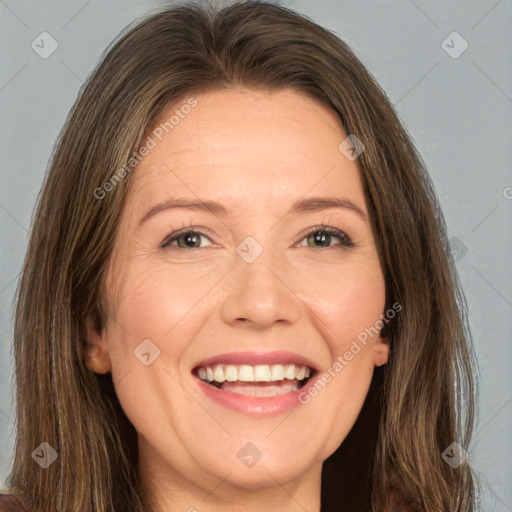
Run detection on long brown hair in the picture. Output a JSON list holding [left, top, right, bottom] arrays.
[[5, 1, 478, 510]]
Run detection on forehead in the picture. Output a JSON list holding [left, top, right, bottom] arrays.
[[128, 88, 365, 217]]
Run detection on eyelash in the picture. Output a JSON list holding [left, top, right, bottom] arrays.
[[160, 225, 356, 250]]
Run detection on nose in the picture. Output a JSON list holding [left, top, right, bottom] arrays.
[[219, 241, 302, 329]]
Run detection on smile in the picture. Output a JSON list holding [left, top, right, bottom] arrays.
[[192, 352, 319, 415], [196, 363, 313, 396]]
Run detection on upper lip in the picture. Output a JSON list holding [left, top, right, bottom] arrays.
[[192, 351, 319, 372]]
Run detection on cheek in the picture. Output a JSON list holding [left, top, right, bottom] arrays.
[[296, 255, 386, 353], [294, 267, 385, 458], [110, 259, 212, 336], [102, 266, 202, 441], [103, 257, 224, 388]]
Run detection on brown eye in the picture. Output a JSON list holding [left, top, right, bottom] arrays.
[[161, 229, 213, 249], [300, 226, 355, 249]]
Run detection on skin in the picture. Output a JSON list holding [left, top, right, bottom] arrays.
[[86, 88, 389, 512]]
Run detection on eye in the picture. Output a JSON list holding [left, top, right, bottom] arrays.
[[160, 225, 355, 251], [161, 228, 214, 250], [297, 226, 355, 249]]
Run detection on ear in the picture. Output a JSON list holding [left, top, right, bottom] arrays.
[[84, 311, 112, 374], [373, 335, 390, 367]]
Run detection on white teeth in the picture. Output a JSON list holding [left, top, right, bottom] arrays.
[[225, 365, 238, 382], [284, 364, 295, 380], [213, 365, 225, 383], [271, 364, 285, 381], [296, 365, 308, 380], [238, 365, 254, 382], [196, 363, 312, 384], [254, 365, 271, 381]]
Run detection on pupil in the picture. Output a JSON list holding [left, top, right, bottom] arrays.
[[180, 233, 200, 248], [311, 231, 329, 247]]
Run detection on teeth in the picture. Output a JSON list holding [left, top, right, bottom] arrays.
[[196, 363, 312, 384], [213, 365, 225, 383], [284, 364, 295, 380], [225, 365, 238, 382], [254, 365, 272, 381], [238, 365, 254, 382], [271, 364, 285, 380]]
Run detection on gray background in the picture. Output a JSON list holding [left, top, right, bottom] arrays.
[[1, 0, 511, 510]]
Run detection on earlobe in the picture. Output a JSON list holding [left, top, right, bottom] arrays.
[[84, 314, 112, 374], [373, 336, 390, 367]]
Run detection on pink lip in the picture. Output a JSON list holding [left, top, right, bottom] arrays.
[[193, 351, 318, 371], [191, 351, 319, 416], [194, 373, 319, 416]]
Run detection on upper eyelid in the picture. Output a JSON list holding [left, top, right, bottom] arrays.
[[161, 226, 216, 247], [161, 225, 354, 247]]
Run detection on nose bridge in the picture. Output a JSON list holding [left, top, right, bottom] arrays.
[[237, 234, 281, 287], [219, 234, 302, 327]]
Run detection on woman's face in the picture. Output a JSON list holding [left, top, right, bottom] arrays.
[[86, 88, 388, 501]]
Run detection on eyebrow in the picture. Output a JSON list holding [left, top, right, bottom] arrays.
[[138, 195, 367, 227]]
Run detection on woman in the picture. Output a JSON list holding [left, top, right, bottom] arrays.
[[1, 1, 478, 510]]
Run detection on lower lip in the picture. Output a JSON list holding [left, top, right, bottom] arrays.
[[194, 375, 318, 416]]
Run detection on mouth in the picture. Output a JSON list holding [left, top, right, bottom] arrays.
[[193, 363, 315, 397]]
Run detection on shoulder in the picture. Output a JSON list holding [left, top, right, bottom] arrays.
[[0, 494, 27, 512]]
